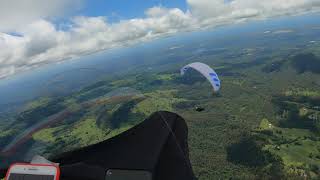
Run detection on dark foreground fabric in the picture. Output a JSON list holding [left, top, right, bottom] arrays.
[[51, 111, 195, 180], [0, 111, 195, 180]]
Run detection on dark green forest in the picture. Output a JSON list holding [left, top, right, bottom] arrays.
[[1, 41, 320, 179]]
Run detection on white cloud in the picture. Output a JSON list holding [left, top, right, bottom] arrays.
[[0, 0, 320, 79], [0, 8, 195, 78], [0, 0, 84, 32], [187, 0, 320, 25]]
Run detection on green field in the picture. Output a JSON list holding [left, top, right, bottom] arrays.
[[1, 45, 320, 179]]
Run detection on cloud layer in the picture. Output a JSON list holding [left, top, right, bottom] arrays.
[[0, 0, 84, 32], [1, 0, 320, 79]]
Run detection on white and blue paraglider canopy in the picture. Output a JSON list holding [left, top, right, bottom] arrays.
[[180, 62, 221, 92]]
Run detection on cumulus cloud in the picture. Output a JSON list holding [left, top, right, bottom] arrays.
[[0, 8, 195, 78], [0, 0, 84, 32], [187, 0, 320, 25], [0, 0, 320, 79]]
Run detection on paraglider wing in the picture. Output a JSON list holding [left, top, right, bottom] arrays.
[[181, 62, 221, 92]]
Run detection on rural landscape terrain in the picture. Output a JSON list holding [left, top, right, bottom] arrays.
[[0, 21, 320, 179]]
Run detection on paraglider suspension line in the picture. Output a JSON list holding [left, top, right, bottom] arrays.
[[157, 111, 194, 179]]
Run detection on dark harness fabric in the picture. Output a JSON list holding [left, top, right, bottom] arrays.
[[52, 111, 195, 180], [0, 111, 195, 180]]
